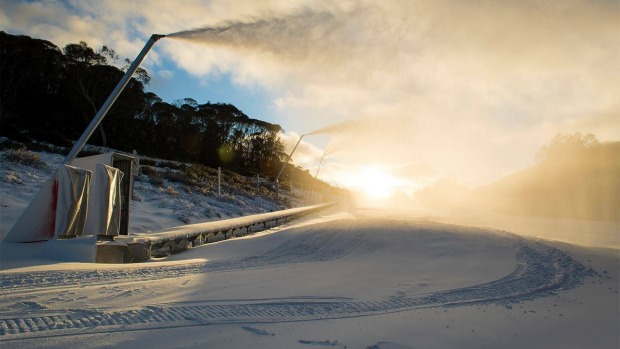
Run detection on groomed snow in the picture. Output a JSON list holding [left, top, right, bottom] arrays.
[[1, 148, 618, 348]]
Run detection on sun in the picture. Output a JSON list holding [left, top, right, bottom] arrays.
[[351, 166, 399, 199]]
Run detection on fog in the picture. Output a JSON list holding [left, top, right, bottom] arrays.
[[166, 2, 619, 247], [164, 1, 619, 189], [3, 0, 618, 246]]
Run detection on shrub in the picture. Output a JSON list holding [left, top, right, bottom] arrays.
[[76, 149, 104, 158], [140, 158, 157, 167], [164, 185, 179, 196], [3, 148, 46, 167], [161, 170, 198, 187], [0, 139, 65, 155], [141, 165, 164, 185], [198, 186, 215, 196], [158, 160, 186, 170], [141, 165, 158, 176], [182, 165, 217, 182], [4, 170, 23, 185]]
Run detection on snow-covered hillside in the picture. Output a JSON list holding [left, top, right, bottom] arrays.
[[0, 141, 317, 241]]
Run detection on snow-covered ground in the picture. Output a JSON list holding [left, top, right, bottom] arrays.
[[0, 145, 312, 241], [1, 147, 618, 348]]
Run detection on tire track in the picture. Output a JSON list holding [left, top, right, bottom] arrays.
[[0, 241, 592, 338], [0, 227, 364, 292]]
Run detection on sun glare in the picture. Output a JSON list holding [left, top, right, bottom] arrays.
[[352, 166, 399, 199]]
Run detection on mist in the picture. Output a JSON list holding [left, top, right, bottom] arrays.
[[166, 2, 620, 249], [6, 0, 616, 246], [162, 1, 619, 192]]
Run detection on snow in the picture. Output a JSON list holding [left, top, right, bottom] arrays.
[[0, 147, 618, 348]]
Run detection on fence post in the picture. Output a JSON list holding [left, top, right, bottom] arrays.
[[218, 167, 221, 196]]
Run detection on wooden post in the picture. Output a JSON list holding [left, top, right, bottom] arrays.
[[217, 167, 221, 196]]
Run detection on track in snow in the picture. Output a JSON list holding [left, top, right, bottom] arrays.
[[0, 237, 591, 339], [0, 227, 366, 292]]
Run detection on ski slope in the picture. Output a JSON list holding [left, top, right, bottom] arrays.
[[1, 209, 618, 348]]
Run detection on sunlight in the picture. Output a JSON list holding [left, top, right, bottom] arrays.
[[351, 166, 400, 199]]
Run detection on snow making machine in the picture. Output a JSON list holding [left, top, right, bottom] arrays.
[[3, 34, 164, 243], [3, 152, 137, 242]]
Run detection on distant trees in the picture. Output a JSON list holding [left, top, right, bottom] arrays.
[[150, 98, 286, 176], [536, 132, 600, 163], [0, 31, 287, 178], [414, 132, 618, 221], [0, 32, 67, 143], [492, 135, 618, 221], [63, 41, 123, 146]]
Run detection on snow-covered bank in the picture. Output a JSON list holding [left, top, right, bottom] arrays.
[[0, 143, 319, 240], [0, 143, 331, 267]]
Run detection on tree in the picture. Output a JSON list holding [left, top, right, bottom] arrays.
[[122, 58, 150, 85], [536, 132, 600, 163], [63, 41, 110, 65], [63, 41, 150, 147], [0, 31, 68, 143], [0, 32, 290, 180], [63, 41, 118, 146]]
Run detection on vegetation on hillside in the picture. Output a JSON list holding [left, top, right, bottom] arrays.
[[478, 133, 619, 221], [416, 133, 620, 221], [0, 31, 341, 194]]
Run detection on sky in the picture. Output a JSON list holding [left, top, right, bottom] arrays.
[[1, 0, 619, 199]]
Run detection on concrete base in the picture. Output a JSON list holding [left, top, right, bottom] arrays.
[[96, 241, 151, 263]]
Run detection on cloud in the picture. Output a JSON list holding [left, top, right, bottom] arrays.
[[2, 0, 618, 188], [156, 69, 174, 80], [278, 131, 324, 168]]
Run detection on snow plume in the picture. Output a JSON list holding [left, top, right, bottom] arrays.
[[307, 119, 361, 136], [162, 2, 414, 89], [166, 5, 382, 65], [167, 9, 339, 55]]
